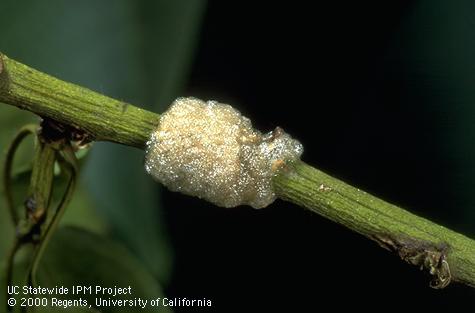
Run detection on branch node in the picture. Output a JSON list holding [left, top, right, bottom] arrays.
[[39, 117, 93, 148], [372, 234, 452, 288]]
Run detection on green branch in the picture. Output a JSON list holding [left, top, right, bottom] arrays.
[[0, 53, 159, 149], [1, 53, 474, 288], [274, 161, 475, 288]]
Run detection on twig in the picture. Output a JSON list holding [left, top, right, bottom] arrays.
[[3, 124, 38, 225], [28, 144, 77, 287], [273, 161, 475, 288], [0, 53, 159, 149], [1, 53, 474, 288]]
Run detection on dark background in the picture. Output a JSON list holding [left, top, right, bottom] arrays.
[[166, 1, 475, 312]]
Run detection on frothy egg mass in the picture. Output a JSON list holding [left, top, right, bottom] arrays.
[[144, 97, 303, 208]]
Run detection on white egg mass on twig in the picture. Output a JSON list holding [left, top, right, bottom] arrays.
[[144, 97, 303, 208]]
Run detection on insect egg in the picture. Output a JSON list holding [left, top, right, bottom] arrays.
[[144, 97, 303, 208]]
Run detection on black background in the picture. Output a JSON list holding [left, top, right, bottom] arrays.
[[165, 1, 475, 312]]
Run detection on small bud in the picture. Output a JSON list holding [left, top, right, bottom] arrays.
[[145, 97, 303, 208]]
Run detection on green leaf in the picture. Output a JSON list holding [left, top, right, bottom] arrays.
[[78, 0, 206, 283], [1, 227, 171, 313], [0, 131, 105, 262], [37, 227, 171, 313], [0, 106, 35, 261], [60, 183, 107, 234], [137, 0, 207, 110], [0, 0, 207, 285]]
